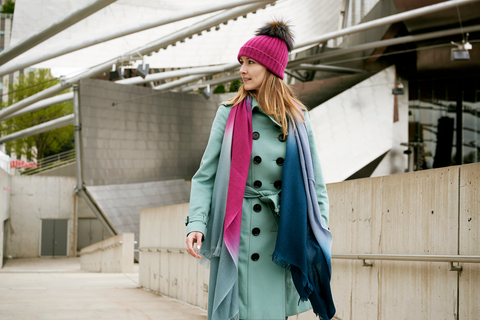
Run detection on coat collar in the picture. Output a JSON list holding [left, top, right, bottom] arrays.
[[250, 96, 282, 127]]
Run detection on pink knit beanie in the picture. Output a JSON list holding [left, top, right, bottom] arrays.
[[237, 20, 294, 80]]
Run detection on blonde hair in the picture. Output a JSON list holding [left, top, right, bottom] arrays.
[[226, 71, 307, 137]]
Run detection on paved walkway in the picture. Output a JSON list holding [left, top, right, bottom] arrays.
[[0, 258, 207, 320]]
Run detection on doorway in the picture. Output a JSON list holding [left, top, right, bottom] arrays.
[[40, 219, 68, 257]]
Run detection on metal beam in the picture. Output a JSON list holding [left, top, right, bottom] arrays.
[[78, 189, 116, 236], [293, 0, 480, 50], [0, 0, 264, 78], [0, 0, 117, 65], [181, 73, 242, 92], [116, 62, 239, 85], [62, 1, 272, 84], [289, 64, 366, 74], [0, 1, 273, 121], [0, 114, 74, 144], [288, 24, 480, 68], [73, 85, 83, 190], [2, 92, 74, 121], [154, 74, 208, 91], [0, 83, 65, 121]]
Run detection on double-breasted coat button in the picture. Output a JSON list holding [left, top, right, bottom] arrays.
[[251, 253, 260, 261], [253, 204, 262, 212], [276, 157, 284, 166], [254, 180, 262, 188], [274, 180, 282, 189], [253, 156, 262, 164], [278, 134, 287, 142], [252, 228, 260, 236], [252, 131, 260, 140]]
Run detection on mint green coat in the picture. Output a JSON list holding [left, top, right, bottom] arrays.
[[187, 97, 329, 320]]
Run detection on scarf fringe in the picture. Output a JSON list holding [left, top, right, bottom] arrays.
[[272, 252, 291, 271]]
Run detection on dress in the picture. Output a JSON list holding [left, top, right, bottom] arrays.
[[187, 97, 329, 320]]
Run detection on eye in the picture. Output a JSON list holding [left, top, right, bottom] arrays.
[[248, 60, 255, 64]]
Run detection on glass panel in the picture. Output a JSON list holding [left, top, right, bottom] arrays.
[[408, 76, 480, 171]]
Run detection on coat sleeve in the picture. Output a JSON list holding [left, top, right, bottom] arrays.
[[186, 104, 230, 236], [304, 111, 330, 226]]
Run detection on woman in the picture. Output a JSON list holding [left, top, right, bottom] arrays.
[[185, 21, 335, 320]]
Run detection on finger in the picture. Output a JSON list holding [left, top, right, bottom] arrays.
[[186, 234, 202, 259], [195, 233, 203, 250]]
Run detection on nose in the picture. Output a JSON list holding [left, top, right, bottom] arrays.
[[239, 64, 247, 74]]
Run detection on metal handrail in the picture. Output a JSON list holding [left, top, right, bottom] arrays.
[[138, 247, 480, 263], [332, 254, 480, 264], [138, 247, 479, 271], [20, 149, 76, 175]]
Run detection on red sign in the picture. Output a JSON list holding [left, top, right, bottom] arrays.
[[4, 187, 11, 190], [10, 160, 37, 169]]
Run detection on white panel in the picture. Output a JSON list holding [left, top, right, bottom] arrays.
[[309, 65, 395, 183], [8, 0, 342, 70]]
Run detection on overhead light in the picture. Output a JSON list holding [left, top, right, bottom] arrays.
[[451, 33, 472, 61], [136, 57, 150, 79], [109, 64, 124, 81], [201, 84, 212, 100], [392, 80, 404, 95]]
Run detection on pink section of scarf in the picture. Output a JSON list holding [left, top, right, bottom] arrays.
[[223, 98, 252, 264]]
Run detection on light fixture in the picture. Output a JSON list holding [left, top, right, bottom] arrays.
[[201, 84, 212, 100], [136, 57, 150, 79], [392, 80, 404, 95], [451, 33, 472, 61], [109, 63, 124, 81]]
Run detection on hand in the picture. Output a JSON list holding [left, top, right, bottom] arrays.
[[186, 231, 203, 259]]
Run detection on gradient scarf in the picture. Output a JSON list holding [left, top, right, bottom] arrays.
[[200, 96, 335, 320]]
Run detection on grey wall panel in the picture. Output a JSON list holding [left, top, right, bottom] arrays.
[[79, 78, 235, 186], [86, 179, 190, 246]]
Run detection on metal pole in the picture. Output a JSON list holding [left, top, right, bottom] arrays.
[[293, 0, 480, 50], [77, 189, 116, 236], [2, 92, 74, 121], [181, 73, 242, 92], [288, 24, 480, 67], [72, 84, 115, 237], [0, 0, 265, 78], [290, 63, 366, 74], [153, 74, 207, 91], [0, 114, 74, 144], [116, 62, 239, 86], [0, 83, 66, 121], [0, 0, 117, 65], [73, 85, 83, 190]]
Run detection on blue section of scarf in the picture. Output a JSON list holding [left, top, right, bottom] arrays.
[[272, 121, 336, 319]]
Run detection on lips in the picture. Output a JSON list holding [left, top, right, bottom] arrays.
[[242, 78, 251, 82]]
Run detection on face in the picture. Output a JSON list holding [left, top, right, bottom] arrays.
[[239, 56, 267, 91]]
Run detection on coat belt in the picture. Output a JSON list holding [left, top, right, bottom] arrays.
[[244, 185, 281, 216]]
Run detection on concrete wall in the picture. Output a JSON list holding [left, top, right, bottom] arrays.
[[139, 163, 480, 319], [7, 176, 77, 258], [309, 65, 407, 183], [6, 176, 95, 259], [0, 168, 11, 265], [79, 78, 235, 186], [80, 233, 134, 273]]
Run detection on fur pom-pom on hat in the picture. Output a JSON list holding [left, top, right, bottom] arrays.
[[255, 20, 294, 52], [237, 19, 294, 79]]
